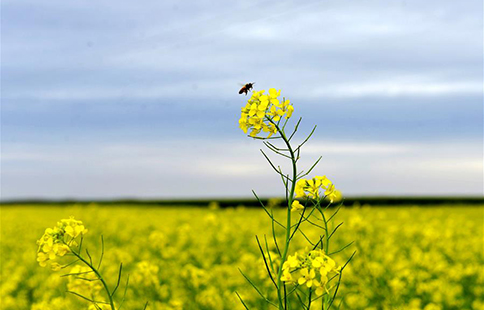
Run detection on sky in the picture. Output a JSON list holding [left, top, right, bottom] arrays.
[[1, 0, 483, 200]]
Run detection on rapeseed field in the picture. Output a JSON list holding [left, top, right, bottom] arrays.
[[1, 204, 482, 310]]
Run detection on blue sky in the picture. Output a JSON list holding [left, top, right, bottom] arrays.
[[2, 0, 482, 199]]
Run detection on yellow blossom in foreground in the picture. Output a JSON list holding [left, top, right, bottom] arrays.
[[281, 249, 339, 296], [36, 216, 88, 268], [324, 184, 343, 203], [295, 175, 341, 202], [283, 253, 300, 269], [298, 268, 316, 287], [239, 88, 294, 138], [291, 200, 304, 212], [281, 270, 293, 283]]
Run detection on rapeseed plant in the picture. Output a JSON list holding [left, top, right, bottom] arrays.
[[236, 88, 354, 310], [36, 217, 147, 310]]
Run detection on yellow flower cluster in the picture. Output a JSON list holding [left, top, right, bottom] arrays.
[[290, 200, 304, 212], [281, 249, 339, 296], [36, 217, 87, 269], [295, 176, 342, 202], [239, 88, 294, 138]]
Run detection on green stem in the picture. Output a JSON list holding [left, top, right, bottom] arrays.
[[323, 294, 329, 310], [271, 120, 298, 310], [68, 246, 116, 310], [320, 202, 330, 254]]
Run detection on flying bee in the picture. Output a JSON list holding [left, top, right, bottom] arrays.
[[239, 82, 255, 95]]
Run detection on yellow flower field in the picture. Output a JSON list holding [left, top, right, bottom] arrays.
[[1, 204, 482, 310]]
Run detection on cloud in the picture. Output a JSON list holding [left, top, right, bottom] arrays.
[[5, 79, 481, 102], [3, 0, 482, 104], [308, 81, 483, 98], [2, 139, 482, 199], [2, 0, 482, 198], [303, 142, 411, 155]]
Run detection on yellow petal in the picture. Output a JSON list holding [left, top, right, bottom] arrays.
[[286, 105, 294, 118], [270, 98, 280, 105], [269, 88, 280, 98]]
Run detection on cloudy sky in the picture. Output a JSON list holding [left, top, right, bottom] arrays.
[[2, 0, 482, 200]]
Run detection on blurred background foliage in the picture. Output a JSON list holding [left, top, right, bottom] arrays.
[[1, 203, 482, 310]]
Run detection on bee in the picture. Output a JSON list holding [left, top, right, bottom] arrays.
[[239, 82, 255, 95]]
